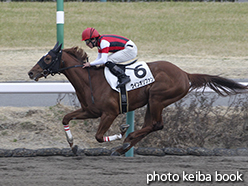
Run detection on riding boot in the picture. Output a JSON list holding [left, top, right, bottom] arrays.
[[105, 61, 131, 88]]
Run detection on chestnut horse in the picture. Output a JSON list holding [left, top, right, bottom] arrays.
[[28, 42, 247, 155]]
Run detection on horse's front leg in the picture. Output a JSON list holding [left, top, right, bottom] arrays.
[[62, 108, 95, 148]]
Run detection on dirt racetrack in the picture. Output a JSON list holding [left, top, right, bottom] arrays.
[[0, 155, 248, 186], [1, 49, 248, 186]]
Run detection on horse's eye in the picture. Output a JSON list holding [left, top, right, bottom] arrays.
[[44, 56, 51, 64]]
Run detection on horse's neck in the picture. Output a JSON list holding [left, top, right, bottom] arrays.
[[60, 55, 87, 105], [61, 52, 106, 107], [62, 53, 89, 87], [63, 65, 103, 107]]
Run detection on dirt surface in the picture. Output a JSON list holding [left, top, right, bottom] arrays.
[[0, 49, 248, 186], [1, 156, 248, 186]]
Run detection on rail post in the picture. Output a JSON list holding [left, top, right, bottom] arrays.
[[125, 111, 134, 157], [56, 0, 64, 48]]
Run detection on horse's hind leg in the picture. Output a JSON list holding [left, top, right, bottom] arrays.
[[95, 113, 120, 143], [113, 91, 188, 155], [113, 103, 163, 155]]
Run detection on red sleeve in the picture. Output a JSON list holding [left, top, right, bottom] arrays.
[[98, 47, 109, 53]]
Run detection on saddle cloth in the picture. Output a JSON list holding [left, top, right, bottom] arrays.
[[104, 61, 155, 92]]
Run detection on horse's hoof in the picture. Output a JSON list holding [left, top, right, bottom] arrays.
[[72, 145, 78, 155], [111, 151, 121, 156], [120, 124, 130, 134], [123, 142, 131, 150]]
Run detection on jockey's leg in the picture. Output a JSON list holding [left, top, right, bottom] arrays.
[[105, 61, 130, 88]]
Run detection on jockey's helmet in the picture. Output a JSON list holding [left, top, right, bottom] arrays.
[[82, 28, 100, 41]]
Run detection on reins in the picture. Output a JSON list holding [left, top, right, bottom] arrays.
[[54, 64, 85, 74]]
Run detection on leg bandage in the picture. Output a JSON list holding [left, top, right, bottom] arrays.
[[64, 125, 73, 143], [104, 134, 122, 142]]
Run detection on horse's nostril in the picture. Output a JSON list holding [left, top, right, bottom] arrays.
[[28, 71, 33, 78]]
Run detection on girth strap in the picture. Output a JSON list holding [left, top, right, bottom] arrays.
[[119, 86, 128, 113]]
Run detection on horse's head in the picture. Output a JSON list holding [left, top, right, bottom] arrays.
[[28, 42, 62, 81]]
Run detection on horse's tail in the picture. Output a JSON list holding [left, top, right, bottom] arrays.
[[187, 73, 248, 96]]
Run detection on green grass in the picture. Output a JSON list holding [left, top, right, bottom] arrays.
[[0, 2, 248, 57]]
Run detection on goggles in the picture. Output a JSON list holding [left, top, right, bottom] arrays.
[[85, 39, 91, 45]]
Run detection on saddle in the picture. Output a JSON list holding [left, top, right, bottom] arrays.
[[104, 58, 155, 113]]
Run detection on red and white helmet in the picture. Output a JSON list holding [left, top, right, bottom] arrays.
[[81, 28, 100, 41]]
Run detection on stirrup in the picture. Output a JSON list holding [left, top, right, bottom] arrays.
[[116, 76, 131, 88], [120, 124, 130, 134]]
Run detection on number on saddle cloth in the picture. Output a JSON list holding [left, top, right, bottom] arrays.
[[104, 60, 155, 92]]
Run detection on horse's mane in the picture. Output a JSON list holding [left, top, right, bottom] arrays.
[[63, 47, 88, 64]]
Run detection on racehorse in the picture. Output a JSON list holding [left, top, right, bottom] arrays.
[[28, 42, 248, 155]]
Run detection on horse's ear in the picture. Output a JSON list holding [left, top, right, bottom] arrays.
[[58, 43, 62, 51], [53, 41, 59, 51], [53, 42, 63, 53]]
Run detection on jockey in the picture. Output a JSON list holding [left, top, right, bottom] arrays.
[[82, 27, 138, 88]]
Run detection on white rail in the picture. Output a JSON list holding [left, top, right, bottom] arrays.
[[0, 82, 247, 94], [0, 83, 75, 94]]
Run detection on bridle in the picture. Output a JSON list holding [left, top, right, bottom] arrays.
[[37, 49, 85, 78]]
